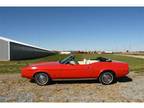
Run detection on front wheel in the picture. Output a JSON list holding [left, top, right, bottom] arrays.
[[34, 73, 50, 86], [99, 71, 115, 85]]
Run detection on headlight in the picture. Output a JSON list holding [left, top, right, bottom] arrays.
[[31, 67, 37, 70]]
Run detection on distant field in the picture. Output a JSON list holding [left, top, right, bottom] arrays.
[[127, 53, 144, 56], [0, 54, 144, 74]]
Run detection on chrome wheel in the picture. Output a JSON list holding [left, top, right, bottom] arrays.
[[99, 72, 114, 85], [35, 73, 49, 86]]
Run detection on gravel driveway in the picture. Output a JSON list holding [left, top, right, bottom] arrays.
[[0, 72, 144, 102]]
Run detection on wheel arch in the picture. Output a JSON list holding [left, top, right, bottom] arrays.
[[99, 69, 116, 78], [33, 71, 52, 80]]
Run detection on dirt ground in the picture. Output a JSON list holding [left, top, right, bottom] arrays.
[[117, 54, 144, 59], [0, 72, 144, 102]]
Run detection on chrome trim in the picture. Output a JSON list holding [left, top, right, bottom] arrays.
[[53, 78, 97, 81]]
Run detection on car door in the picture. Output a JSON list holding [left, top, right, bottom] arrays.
[[59, 63, 93, 79]]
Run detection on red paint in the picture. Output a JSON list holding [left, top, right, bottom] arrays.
[[21, 61, 129, 80]]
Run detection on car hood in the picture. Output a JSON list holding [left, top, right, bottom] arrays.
[[30, 61, 60, 67]]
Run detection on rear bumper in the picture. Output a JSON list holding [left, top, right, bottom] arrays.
[[117, 66, 129, 78]]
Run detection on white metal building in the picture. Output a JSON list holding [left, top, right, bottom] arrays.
[[0, 36, 54, 61], [60, 51, 71, 55]]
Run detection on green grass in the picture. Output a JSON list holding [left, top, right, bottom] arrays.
[[0, 53, 144, 74]]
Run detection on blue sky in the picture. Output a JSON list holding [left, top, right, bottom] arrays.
[[0, 7, 144, 51]]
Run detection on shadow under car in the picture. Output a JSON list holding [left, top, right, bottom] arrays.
[[30, 76, 132, 85]]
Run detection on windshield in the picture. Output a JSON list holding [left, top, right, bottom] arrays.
[[59, 55, 75, 64]]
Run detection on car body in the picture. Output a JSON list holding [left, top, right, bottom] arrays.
[[21, 55, 129, 85]]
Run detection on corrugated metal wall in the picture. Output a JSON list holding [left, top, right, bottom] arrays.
[[10, 42, 53, 60], [0, 39, 9, 61]]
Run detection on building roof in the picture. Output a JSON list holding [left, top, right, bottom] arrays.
[[0, 36, 49, 51]]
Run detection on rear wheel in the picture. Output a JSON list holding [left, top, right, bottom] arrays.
[[99, 71, 115, 85], [34, 73, 50, 86]]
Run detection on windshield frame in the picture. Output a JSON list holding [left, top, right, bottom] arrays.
[[59, 55, 75, 64]]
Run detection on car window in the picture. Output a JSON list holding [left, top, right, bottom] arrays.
[[59, 55, 75, 64]]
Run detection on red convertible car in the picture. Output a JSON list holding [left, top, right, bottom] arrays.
[[21, 55, 129, 86]]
